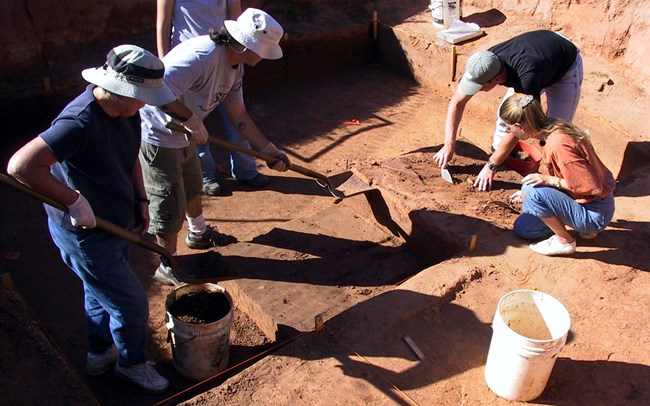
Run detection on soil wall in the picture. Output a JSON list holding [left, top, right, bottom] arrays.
[[0, 0, 154, 78], [468, 0, 650, 90], [0, 0, 647, 117]]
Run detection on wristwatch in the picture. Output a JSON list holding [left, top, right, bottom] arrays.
[[486, 159, 498, 171]]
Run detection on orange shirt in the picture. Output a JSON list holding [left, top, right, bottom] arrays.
[[542, 131, 615, 204]]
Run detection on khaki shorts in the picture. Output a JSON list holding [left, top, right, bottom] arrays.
[[139, 142, 203, 236]]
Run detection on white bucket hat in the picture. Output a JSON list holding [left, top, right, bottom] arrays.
[[224, 8, 283, 60], [81, 45, 176, 106]]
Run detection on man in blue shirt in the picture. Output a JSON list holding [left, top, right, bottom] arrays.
[[7, 45, 183, 394]]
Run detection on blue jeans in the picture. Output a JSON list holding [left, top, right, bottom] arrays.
[[197, 104, 259, 183], [514, 183, 615, 239], [48, 218, 149, 365]]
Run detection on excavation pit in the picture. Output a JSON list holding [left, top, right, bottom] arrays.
[[2, 1, 649, 405]]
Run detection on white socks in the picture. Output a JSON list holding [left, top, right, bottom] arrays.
[[186, 214, 207, 234]]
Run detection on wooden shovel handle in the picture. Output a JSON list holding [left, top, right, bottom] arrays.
[[0, 173, 174, 266], [165, 120, 334, 189], [209, 136, 334, 188]]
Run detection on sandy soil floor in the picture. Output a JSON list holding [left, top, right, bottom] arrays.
[[1, 2, 649, 405]]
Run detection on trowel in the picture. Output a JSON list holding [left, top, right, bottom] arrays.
[[441, 167, 454, 184]]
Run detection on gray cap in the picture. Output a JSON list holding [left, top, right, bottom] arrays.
[[458, 51, 502, 96]]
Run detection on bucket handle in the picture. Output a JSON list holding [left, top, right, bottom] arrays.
[[166, 319, 199, 346], [169, 333, 199, 346]]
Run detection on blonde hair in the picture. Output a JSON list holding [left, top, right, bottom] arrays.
[[499, 93, 589, 141]]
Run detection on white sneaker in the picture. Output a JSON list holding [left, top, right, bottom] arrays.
[[86, 344, 118, 376], [579, 231, 599, 240], [529, 235, 576, 256], [115, 361, 170, 394], [154, 263, 184, 287]]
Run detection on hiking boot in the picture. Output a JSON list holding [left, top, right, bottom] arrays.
[[115, 361, 169, 394], [154, 263, 184, 287], [529, 235, 576, 256], [185, 225, 237, 249], [579, 231, 599, 240], [239, 173, 269, 188], [202, 180, 222, 196], [86, 344, 118, 376]]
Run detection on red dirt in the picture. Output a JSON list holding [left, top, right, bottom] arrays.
[[1, 1, 649, 405]]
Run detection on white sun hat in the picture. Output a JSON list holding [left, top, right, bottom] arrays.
[[224, 8, 284, 60], [81, 45, 176, 106]]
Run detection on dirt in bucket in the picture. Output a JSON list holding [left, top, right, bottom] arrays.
[[504, 302, 553, 340], [169, 291, 231, 324]]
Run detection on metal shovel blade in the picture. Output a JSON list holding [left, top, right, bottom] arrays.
[[329, 171, 376, 198], [441, 168, 454, 184]]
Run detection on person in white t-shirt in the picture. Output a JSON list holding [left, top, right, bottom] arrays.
[[157, 0, 269, 195], [141, 8, 290, 286]]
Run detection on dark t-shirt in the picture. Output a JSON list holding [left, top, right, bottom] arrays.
[[40, 85, 141, 230], [489, 30, 578, 99]]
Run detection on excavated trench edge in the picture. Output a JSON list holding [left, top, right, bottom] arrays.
[[13, 17, 615, 402], [172, 16, 650, 405], [166, 22, 472, 400]]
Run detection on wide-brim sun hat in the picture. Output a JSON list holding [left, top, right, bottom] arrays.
[[81, 45, 176, 106], [458, 50, 502, 96], [224, 8, 283, 60]]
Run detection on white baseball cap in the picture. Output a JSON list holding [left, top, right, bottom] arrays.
[[224, 8, 283, 60], [81, 45, 176, 106]]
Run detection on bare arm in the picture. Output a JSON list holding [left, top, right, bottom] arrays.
[[223, 101, 272, 150], [224, 101, 289, 171], [433, 89, 472, 168], [160, 99, 194, 121], [160, 100, 210, 143], [473, 131, 519, 191], [489, 132, 519, 165], [7, 137, 78, 206], [156, 0, 175, 58]]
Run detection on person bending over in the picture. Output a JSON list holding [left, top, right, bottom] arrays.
[[434, 30, 583, 191]]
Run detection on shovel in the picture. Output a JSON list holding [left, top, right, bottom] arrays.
[[166, 120, 375, 201], [0, 173, 203, 282]]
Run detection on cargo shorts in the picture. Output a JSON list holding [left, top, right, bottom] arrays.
[[139, 141, 203, 236]]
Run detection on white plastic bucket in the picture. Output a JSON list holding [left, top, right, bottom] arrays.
[[429, 0, 445, 27], [165, 283, 233, 381], [484, 290, 571, 401], [429, 0, 462, 28]]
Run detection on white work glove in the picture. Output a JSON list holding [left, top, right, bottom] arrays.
[[260, 142, 290, 172], [183, 113, 209, 144], [67, 191, 96, 228]]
